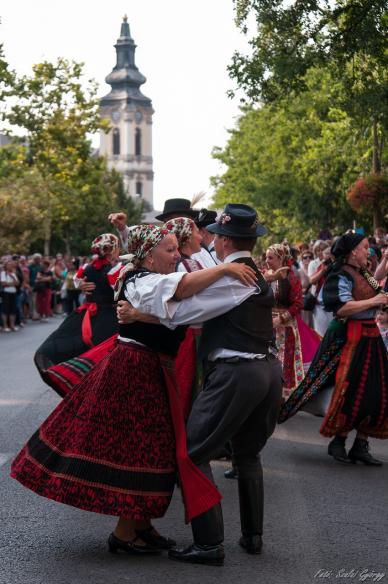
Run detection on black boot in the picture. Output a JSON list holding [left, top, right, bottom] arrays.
[[348, 438, 383, 466], [168, 504, 225, 566], [224, 466, 238, 479], [237, 478, 263, 554], [327, 435, 351, 464]]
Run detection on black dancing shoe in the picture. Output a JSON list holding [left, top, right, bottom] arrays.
[[108, 533, 162, 555], [135, 526, 176, 550], [239, 534, 263, 555], [224, 467, 238, 479], [168, 543, 225, 566], [327, 436, 352, 464], [348, 438, 383, 466]]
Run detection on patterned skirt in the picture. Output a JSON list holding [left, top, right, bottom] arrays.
[[11, 341, 176, 520], [279, 319, 388, 439], [276, 315, 320, 399], [34, 303, 118, 386]]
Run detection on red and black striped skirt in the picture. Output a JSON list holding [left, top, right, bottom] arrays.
[[11, 341, 176, 520]]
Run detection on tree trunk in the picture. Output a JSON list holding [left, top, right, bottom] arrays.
[[372, 117, 383, 230], [43, 219, 51, 256]]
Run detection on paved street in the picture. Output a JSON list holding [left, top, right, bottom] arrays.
[[1, 319, 387, 584]]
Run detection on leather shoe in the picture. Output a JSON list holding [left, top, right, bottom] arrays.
[[327, 436, 351, 464], [135, 526, 176, 550], [108, 533, 161, 555], [348, 438, 383, 466], [239, 534, 262, 554], [168, 543, 224, 566], [224, 467, 238, 479]]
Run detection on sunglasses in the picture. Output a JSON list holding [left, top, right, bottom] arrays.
[[302, 255, 313, 260]]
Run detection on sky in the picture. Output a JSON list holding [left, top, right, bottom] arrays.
[[1, 1, 251, 211]]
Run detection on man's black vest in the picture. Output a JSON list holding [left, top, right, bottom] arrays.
[[118, 269, 187, 357], [198, 257, 275, 360]]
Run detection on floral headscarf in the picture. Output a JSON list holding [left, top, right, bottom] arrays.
[[267, 243, 292, 266], [91, 233, 120, 257], [164, 217, 195, 248], [114, 224, 169, 299]]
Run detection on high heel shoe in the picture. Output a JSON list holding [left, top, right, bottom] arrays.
[[108, 533, 162, 555], [135, 526, 176, 550]]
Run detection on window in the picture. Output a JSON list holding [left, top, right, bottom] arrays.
[[136, 181, 143, 198], [112, 128, 120, 155], [135, 128, 142, 156]]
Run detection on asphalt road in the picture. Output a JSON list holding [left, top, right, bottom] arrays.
[[1, 318, 387, 584]]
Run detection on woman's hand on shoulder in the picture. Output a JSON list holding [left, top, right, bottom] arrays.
[[224, 263, 257, 286], [372, 293, 388, 307]]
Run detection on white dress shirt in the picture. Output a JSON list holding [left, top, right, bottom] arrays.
[[124, 259, 259, 329]]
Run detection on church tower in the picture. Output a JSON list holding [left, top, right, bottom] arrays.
[[100, 16, 154, 209]]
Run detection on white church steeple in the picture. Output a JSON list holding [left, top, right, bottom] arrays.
[[99, 16, 154, 209]]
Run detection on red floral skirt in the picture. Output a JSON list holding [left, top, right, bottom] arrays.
[[11, 341, 176, 520]]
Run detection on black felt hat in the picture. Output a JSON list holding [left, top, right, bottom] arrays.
[[195, 208, 218, 228], [206, 204, 267, 238], [155, 198, 199, 221]]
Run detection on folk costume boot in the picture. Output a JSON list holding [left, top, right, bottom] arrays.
[[348, 438, 383, 466], [168, 503, 225, 566], [224, 466, 238, 479], [327, 435, 351, 464], [237, 478, 263, 554]]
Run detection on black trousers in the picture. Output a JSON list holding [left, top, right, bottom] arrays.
[[186, 356, 283, 545]]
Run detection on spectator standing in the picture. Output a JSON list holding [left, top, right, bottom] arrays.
[[35, 259, 53, 321], [28, 254, 43, 319], [1, 259, 19, 332]]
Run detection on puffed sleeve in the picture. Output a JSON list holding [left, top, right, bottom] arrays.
[[323, 271, 354, 314], [124, 272, 185, 319]]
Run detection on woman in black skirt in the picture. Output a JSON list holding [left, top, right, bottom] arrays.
[[34, 233, 121, 390], [279, 232, 388, 465], [12, 224, 257, 555]]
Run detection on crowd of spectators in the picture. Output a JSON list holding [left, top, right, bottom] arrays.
[[1, 226, 387, 350], [0, 253, 85, 332]]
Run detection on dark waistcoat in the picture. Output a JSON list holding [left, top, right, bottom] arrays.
[[198, 257, 275, 360], [118, 269, 187, 357], [83, 264, 114, 304]]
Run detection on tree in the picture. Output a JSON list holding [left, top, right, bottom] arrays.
[[211, 68, 385, 242], [228, 0, 388, 228], [2, 58, 112, 254]]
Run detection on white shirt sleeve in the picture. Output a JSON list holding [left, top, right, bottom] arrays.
[[160, 277, 259, 329], [124, 272, 185, 319]]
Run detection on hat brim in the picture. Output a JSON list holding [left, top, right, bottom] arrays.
[[155, 209, 200, 221], [206, 222, 267, 238]]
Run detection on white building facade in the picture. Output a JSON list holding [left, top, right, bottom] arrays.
[[99, 17, 154, 209]]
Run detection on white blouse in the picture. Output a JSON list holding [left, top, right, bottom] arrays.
[[124, 271, 259, 329]]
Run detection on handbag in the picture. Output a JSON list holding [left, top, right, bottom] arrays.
[[303, 288, 317, 311]]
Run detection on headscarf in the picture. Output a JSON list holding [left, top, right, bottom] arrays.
[[114, 224, 169, 299], [164, 217, 195, 248], [331, 232, 365, 260], [91, 233, 120, 257], [267, 243, 292, 266]]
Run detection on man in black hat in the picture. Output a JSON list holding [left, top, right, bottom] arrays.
[[167, 203, 283, 566], [154, 197, 199, 222], [192, 208, 219, 268], [109, 198, 199, 251]]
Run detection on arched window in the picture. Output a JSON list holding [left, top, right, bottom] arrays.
[[135, 128, 142, 156], [136, 181, 143, 198], [112, 128, 120, 155]]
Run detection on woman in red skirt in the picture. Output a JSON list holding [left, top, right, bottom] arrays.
[[279, 233, 388, 465], [11, 224, 257, 556]]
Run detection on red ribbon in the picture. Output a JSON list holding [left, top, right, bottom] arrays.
[[76, 302, 98, 347]]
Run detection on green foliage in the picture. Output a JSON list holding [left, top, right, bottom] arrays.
[[0, 57, 141, 254], [211, 68, 387, 241]]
